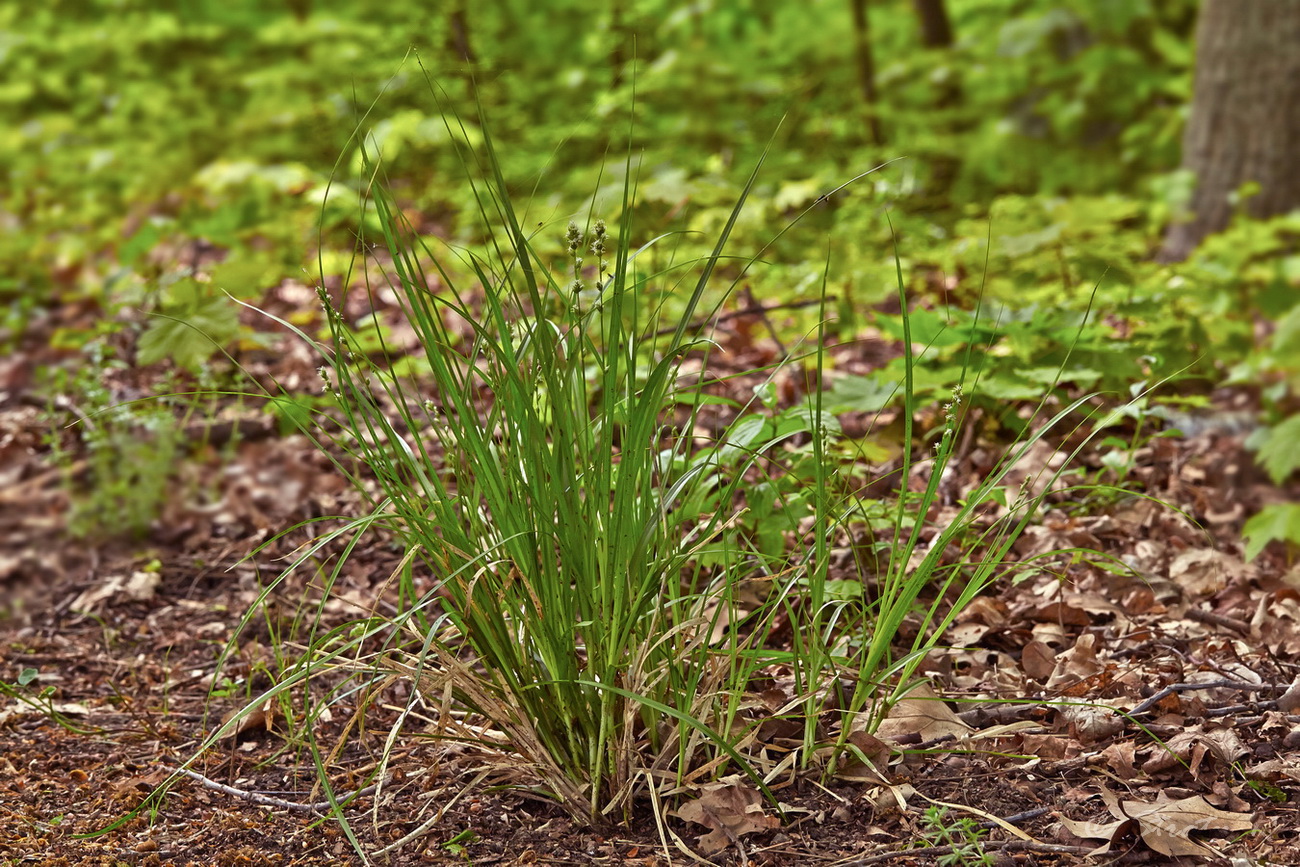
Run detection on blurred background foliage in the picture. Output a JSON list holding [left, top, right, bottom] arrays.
[[5, 0, 1300, 542], [2, 0, 1204, 311]]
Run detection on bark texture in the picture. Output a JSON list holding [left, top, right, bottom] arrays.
[[912, 0, 954, 49], [849, 0, 885, 146], [1159, 1, 1300, 262]]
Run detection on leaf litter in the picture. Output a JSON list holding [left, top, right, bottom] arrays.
[[2, 287, 1299, 864]]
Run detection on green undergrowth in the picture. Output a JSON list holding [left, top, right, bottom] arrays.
[[15, 1, 1300, 517]]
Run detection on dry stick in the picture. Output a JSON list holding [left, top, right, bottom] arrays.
[[845, 840, 1096, 865], [1128, 679, 1279, 718], [977, 807, 1051, 829], [945, 680, 1284, 733], [1185, 607, 1252, 635], [1206, 700, 1280, 718], [169, 765, 383, 814]]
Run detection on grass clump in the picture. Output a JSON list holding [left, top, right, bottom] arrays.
[[273, 105, 808, 824], [192, 87, 1117, 852]]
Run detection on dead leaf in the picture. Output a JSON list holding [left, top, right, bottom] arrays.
[[673, 782, 779, 854], [1046, 634, 1105, 690], [1021, 639, 1057, 680], [1058, 702, 1123, 745], [1097, 788, 1253, 857], [835, 731, 892, 782], [1058, 814, 1126, 854], [1100, 741, 1138, 779], [1143, 727, 1249, 775], [875, 683, 973, 743], [70, 569, 162, 612], [1277, 675, 1300, 712], [218, 699, 276, 741], [1123, 794, 1253, 857], [1169, 549, 1239, 597]]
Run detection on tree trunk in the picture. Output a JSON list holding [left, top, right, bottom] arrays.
[[912, 0, 953, 49], [1158, 1, 1300, 262], [849, 0, 884, 146], [448, 1, 476, 68]]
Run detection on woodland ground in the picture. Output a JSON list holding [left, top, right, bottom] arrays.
[[3, 282, 1300, 867]]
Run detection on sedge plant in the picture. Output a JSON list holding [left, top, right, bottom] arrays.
[[224, 125, 1125, 831], [112, 81, 1156, 858], [262, 97, 830, 824]]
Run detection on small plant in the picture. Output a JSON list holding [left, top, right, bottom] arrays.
[[43, 340, 230, 540], [919, 805, 995, 867], [0, 667, 97, 735], [44, 341, 184, 540]]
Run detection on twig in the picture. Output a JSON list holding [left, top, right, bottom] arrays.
[[1185, 607, 1252, 635], [977, 807, 1050, 829], [168, 765, 382, 814], [1206, 700, 1280, 718], [1129, 679, 1278, 718], [845, 840, 1096, 865]]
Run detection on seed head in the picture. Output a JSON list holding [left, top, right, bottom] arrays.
[[565, 221, 583, 253]]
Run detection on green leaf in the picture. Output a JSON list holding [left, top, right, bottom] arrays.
[[138, 286, 240, 370], [824, 374, 897, 414], [719, 415, 770, 460], [976, 375, 1044, 401], [1242, 503, 1300, 562], [1255, 415, 1300, 485]]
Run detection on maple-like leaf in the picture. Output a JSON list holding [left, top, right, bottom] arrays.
[[673, 782, 779, 854], [1067, 788, 1256, 858]]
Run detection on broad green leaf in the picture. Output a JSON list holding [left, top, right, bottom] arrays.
[[824, 374, 896, 414], [1242, 503, 1300, 562], [138, 288, 240, 370], [1255, 415, 1300, 485]]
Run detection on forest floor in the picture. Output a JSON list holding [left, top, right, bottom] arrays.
[[3, 285, 1300, 866]]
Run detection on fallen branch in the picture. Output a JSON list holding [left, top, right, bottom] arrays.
[[1129, 679, 1278, 718], [168, 764, 383, 814]]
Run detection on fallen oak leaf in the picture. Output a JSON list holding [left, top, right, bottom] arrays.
[[1057, 814, 1128, 855], [1097, 788, 1254, 857], [672, 782, 779, 854], [834, 730, 892, 782]]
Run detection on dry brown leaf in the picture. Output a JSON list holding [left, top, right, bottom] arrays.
[[1098, 788, 1254, 857], [1277, 675, 1300, 712], [1100, 741, 1138, 779], [1029, 600, 1091, 627], [1169, 549, 1239, 597], [1058, 702, 1123, 745], [673, 782, 779, 854], [1058, 814, 1126, 853], [1018, 732, 1073, 760], [875, 683, 973, 743], [1123, 794, 1253, 857], [1046, 634, 1105, 690], [1142, 730, 1210, 776], [1142, 727, 1249, 776], [835, 730, 892, 782], [218, 698, 276, 741], [1021, 639, 1057, 681], [70, 569, 162, 612]]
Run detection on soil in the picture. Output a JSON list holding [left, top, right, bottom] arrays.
[[3, 292, 1300, 866]]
